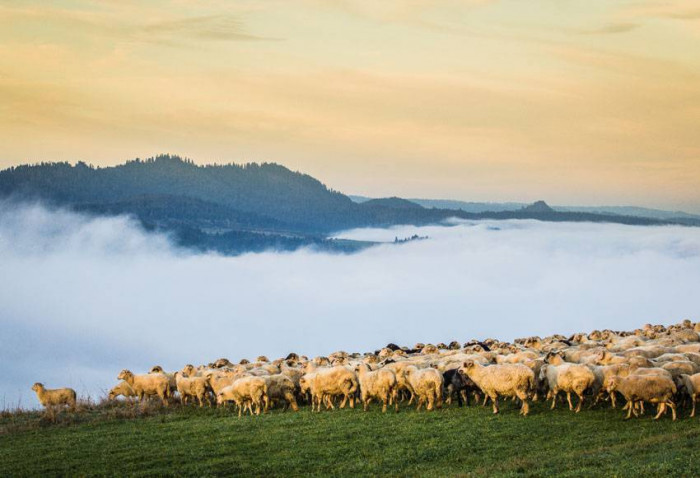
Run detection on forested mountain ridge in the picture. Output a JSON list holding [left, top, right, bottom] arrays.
[[1, 155, 697, 254]]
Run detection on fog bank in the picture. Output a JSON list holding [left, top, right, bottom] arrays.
[[1, 202, 698, 407]]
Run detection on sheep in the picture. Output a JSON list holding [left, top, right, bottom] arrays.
[[587, 363, 631, 408], [216, 376, 269, 417], [607, 375, 677, 420], [263, 374, 299, 411], [31, 383, 76, 410], [301, 366, 358, 412], [461, 360, 533, 416], [539, 362, 595, 412], [442, 368, 479, 407], [149, 366, 177, 395], [383, 360, 417, 403], [679, 373, 700, 417], [355, 363, 397, 412], [174, 371, 212, 407], [117, 369, 170, 406], [402, 366, 443, 411], [108, 381, 137, 401]]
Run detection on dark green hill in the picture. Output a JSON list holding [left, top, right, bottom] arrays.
[[1, 155, 696, 254]]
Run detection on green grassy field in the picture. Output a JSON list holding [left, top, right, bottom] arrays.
[[1, 400, 698, 477]]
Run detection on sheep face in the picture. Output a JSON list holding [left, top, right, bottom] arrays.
[[149, 365, 164, 373], [31, 383, 43, 392], [117, 370, 133, 382], [299, 377, 310, 394], [181, 365, 196, 377]]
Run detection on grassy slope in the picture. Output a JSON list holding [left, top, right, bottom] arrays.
[[1, 401, 699, 477]]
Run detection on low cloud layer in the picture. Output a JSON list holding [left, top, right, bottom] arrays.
[[1, 202, 699, 408]]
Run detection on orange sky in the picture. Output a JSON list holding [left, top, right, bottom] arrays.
[[1, 0, 699, 211]]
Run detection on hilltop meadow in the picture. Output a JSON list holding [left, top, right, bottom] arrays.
[[1, 398, 699, 477]]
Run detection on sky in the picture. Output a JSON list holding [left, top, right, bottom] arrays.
[[1, 0, 699, 212], [2, 201, 699, 407]]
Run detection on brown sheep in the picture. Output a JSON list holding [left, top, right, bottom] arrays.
[[117, 369, 170, 406], [264, 374, 299, 411], [31, 383, 76, 409]]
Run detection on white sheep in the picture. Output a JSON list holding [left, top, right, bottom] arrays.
[[402, 366, 443, 411], [540, 362, 595, 412], [217, 376, 269, 417], [355, 363, 397, 412], [460, 360, 533, 416]]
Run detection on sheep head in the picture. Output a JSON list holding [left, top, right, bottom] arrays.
[[31, 382, 44, 392], [181, 364, 196, 377], [149, 365, 164, 374], [117, 369, 134, 383]]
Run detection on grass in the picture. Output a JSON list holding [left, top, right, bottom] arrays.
[[1, 399, 699, 477]]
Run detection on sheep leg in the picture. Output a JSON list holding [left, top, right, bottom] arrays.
[[566, 392, 574, 411], [416, 396, 424, 411], [520, 400, 529, 416], [339, 394, 347, 409], [482, 394, 489, 407], [668, 400, 677, 421], [575, 393, 584, 413], [550, 391, 557, 410], [625, 400, 633, 419], [491, 396, 499, 414], [654, 402, 665, 420], [691, 396, 696, 418], [610, 392, 617, 409]]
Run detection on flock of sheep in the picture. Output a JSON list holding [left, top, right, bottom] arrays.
[[31, 319, 700, 421]]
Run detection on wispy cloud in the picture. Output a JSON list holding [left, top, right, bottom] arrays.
[[141, 15, 276, 42], [579, 22, 640, 35]]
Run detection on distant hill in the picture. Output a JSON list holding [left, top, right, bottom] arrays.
[[2, 155, 697, 255], [361, 196, 700, 222], [520, 200, 554, 214], [361, 197, 424, 210]]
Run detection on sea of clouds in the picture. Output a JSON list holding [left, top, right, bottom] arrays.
[[1, 201, 699, 408]]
